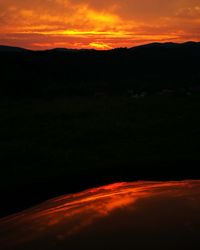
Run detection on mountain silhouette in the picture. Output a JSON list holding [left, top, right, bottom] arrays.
[[0, 45, 30, 52], [1, 41, 200, 97]]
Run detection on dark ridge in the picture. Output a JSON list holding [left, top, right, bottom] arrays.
[[1, 41, 200, 97], [131, 41, 200, 49], [0, 45, 30, 52], [1, 41, 200, 53]]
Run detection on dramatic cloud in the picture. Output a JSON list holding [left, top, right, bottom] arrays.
[[0, 0, 200, 49]]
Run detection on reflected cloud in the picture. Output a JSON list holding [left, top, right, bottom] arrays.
[[0, 181, 200, 249]]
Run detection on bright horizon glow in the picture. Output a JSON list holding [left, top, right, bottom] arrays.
[[0, 0, 200, 50]]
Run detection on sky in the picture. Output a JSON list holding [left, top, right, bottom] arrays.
[[0, 0, 200, 50]]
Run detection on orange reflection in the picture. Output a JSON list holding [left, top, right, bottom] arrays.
[[0, 181, 200, 249]]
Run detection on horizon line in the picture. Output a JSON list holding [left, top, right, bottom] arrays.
[[0, 40, 200, 52]]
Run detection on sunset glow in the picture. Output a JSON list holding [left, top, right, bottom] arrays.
[[0, 0, 200, 49]]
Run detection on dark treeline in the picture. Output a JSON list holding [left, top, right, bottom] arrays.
[[1, 41, 200, 97]]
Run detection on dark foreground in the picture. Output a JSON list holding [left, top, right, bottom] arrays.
[[1, 94, 200, 217], [1, 41, 200, 217], [0, 180, 200, 250]]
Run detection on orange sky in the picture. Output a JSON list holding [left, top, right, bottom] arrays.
[[0, 0, 200, 50]]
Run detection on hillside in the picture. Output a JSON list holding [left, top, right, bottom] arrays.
[[1, 42, 200, 97]]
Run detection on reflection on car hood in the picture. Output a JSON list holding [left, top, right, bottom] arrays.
[[0, 180, 200, 249]]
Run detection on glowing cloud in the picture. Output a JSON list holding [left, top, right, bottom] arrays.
[[0, 0, 200, 49]]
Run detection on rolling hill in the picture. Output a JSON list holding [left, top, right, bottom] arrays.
[[1, 42, 200, 97]]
